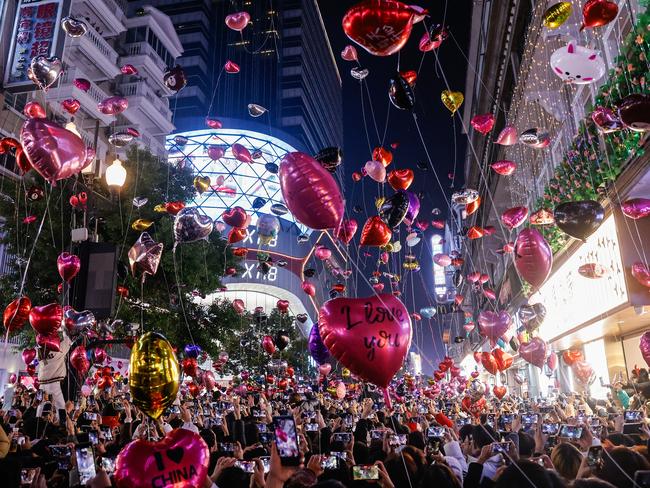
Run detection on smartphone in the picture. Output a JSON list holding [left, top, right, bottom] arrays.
[[321, 455, 339, 469], [492, 442, 510, 454], [84, 412, 97, 421], [260, 456, 271, 474], [221, 402, 234, 412], [352, 465, 379, 481], [634, 470, 650, 488], [428, 438, 441, 454], [542, 423, 560, 435], [235, 460, 256, 473], [20, 468, 37, 486], [100, 426, 113, 441], [501, 414, 514, 424], [427, 426, 445, 438], [331, 451, 347, 461], [220, 442, 234, 455], [521, 413, 539, 425], [587, 445, 603, 467], [36, 390, 43, 401], [457, 417, 471, 426], [389, 434, 407, 447], [342, 414, 353, 427], [257, 423, 268, 433], [332, 432, 352, 444], [88, 431, 99, 445], [370, 429, 384, 440], [17, 436, 25, 446], [559, 424, 583, 440], [259, 432, 275, 443], [486, 414, 496, 426], [592, 425, 604, 437], [253, 409, 263, 417], [77, 432, 90, 444], [101, 457, 116, 476], [305, 423, 319, 432], [624, 410, 643, 423], [273, 416, 300, 466], [418, 405, 428, 414], [75, 443, 96, 484]]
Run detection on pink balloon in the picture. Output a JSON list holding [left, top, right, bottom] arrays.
[[336, 381, 346, 399], [93, 347, 107, 364], [491, 160, 517, 176], [467, 272, 481, 283], [514, 228, 552, 289], [621, 198, 650, 220], [232, 299, 245, 314], [207, 145, 225, 160], [341, 45, 358, 61], [315, 245, 331, 260], [8, 373, 17, 384], [318, 294, 412, 388], [319, 363, 332, 376], [640, 331, 650, 367], [231, 143, 251, 163], [471, 113, 495, 135], [20, 118, 90, 183], [433, 253, 451, 266], [495, 125, 518, 145], [57, 252, 80, 282], [477, 310, 512, 344], [547, 350, 558, 371], [364, 160, 386, 182], [262, 335, 276, 354], [36, 332, 60, 352], [279, 152, 344, 230], [115, 429, 209, 488], [501, 206, 529, 230], [336, 219, 358, 244], [302, 281, 316, 296], [225, 11, 250, 31], [98, 96, 128, 116], [632, 262, 650, 289], [519, 337, 547, 369], [73, 78, 90, 91], [572, 360, 595, 385]]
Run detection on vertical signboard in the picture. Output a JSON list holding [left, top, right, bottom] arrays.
[[3, 0, 65, 90]]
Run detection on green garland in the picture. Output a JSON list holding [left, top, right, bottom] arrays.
[[535, 5, 649, 253]]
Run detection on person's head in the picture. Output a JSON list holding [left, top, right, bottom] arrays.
[[571, 478, 618, 488], [200, 428, 217, 452], [494, 460, 556, 488], [417, 462, 462, 488], [596, 446, 650, 488], [284, 468, 317, 488], [518, 431, 535, 458], [605, 433, 636, 447], [551, 442, 583, 481], [472, 424, 498, 450], [408, 431, 426, 450], [215, 466, 248, 488]]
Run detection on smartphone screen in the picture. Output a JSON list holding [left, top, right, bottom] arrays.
[[427, 426, 445, 438], [260, 456, 271, 474], [542, 423, 559, 435], [273, 415, 300, 465], [352, 465, 379, 480], [101, 457, 116, 476], [559, 424, 583, 440], [587, 445, 603, 467], [321, 455, 339, 469], [492, 442, 510, 454], [219, 442, 234, 455], [634, 470, 650, 488], [76, 444, 96, 484], [235, 460, 256, 473], [624, 410, 643, 423], [21, 468, 38, 485], [305, 423, 319, 432]]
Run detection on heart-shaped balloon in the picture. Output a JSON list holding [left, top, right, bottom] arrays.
[[3, 296, 32, 332], [61, 16, 89, 37], [581, 0, 618, 29], [37, 332, 60, 352], [224, 60, 240, 73], [98, 96, 128, 116], [572, 360, 595, 385], [262, 335, 276, 354], [519, 337, 547, 369], [22, 347, 37, 365], [493, 386, 507, 399], [318, 363, 332, 376], [471, 113, 495, 134], [193, 176, 211, 194], [640, 331, 650, 368], [518, 303, 546, 331], [174, 208, 214, 246], [491, 160, 517, 176], [128, 232, 163, 278], [29, 303, 62, 336], [221, 207, 248, 228], [115, 428, 209, 488], [501, 206, 529, 230], [232, 143, 252, 163], [308, 323, 330, 364], [342, 1, 417, 56], [318, 294, 412, 387], [495, 125, 518, 145], [70, 346, 90, 376], [57, 252, 81, 282], [21, 118, 89, 183], [461, 396, 486, 418], [228, 227, 247, 244], [276, 300, 290, 313], [477, 310, 511, 344], [28, 56, 63, 90], [315, 246, 331, 260], [360, 216, 392, 246], [225, 11, 251, 31], [387, 169, 414, 190], [206, 145, 225, 161], [336, 219, 358, 244], [554, 200, 605, 241], [64, 308, 96, 337], [61, 98, 81, 115], [514, 228, 553, 289], [591, 106, 623, 133], [441, 90, 464, 115], [494, 348, 513, 371], [562, 349, 583, 366], [547, 351, 558, 371], [632, 262, 650, 289], [302, 281, 316, 296], [481, 352, 498, 375], [621, 198, 650, 220], [341, 45, 358, 61]]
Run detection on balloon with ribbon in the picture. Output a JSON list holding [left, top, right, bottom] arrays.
[[388, 72, 415, 110], [3, 297, 32, 332], [640, 331, 650, 368]]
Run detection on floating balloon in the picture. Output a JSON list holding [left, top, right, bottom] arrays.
[[494, 348, 513, 372], [581, 0, 618, 30], [618, 94, 650, 132], [631, 262, 650, 289], [262, 335, 276, 354], [360, 217, 392, 246], [578, 263, 608, 279], [315, 146, 343, 173], [29, 303, 62, 336], [351, 67, 369, 80], [336, 219, 358, 244], [543, 2, 572, 28], [228, 227, 247, 244], [257, 214, 280, 245], [477, 310, 511, 344], [386, 169, 414, 191], [519, 128, 550, 148], [318, 294, 412, 387], [98, 96, 128, 116], [591, 106, 624, 133], [530, 208, 555, 225], [471, 113, 495, 135], [404, 191, 420, 226], [640, 332, 650, 368], [379, 192, 409, 228], [365, 160, 386, 182], [61, 98, 80, 115], [491, 160, 517, 176], [420, 307, 436, 319], [57, 252, 81, 282], [224, 60, 240, 74], [514, 228, 552, 289], [389, 72, 415, 110], [193, 175, 211, 194], [495, 125, 518, 145], [309, 323, 330, 364], [164, 65, 187, 92], [28, 56, 63, 90], [248, 103, 267, 118], [550, 43, 605, 84], [554, 200, 604, 241], [441, 90, 464, 115], [501, 206, 528, 230], [64, 308, 96, 338], [3, 297, 32, 332], [518, 303, 546, 332], [481, 352, 498, 375], [341, 45, 358, 61], [61, 16, 88, 37], [418, 23, 447, 51], [433, 253, 451, 267], [519, 337, 548, 369], [73, 78, 91, 91], [572, 360, 595, 385], [225, 11, 251, 31], [222, 206, 248, 228], [128, 233, 163, 278], [174, 208, 213, 245], [562, 349, 583, 366], [342, 1, 417, 56], [452, 188, 479, 205], [279, 152, 344, 230]]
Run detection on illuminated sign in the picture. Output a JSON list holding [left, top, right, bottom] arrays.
[[3, 0, 65, 89], [431, 234, 447, 297], [532, 215, 628, 343]]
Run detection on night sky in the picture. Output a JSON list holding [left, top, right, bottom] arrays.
[[318, 2, 471, 371]]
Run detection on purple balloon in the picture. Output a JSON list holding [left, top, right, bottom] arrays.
[[501, 206, 529, 230], [184, 344, 201, 358], [519, 337, 547, 369], [621, 198, 650, 220], [640, 331, 650, 368], [280, 152, 344, 230], [98, 96, 128, 116], [308, 323, 330, 365], [403, 191, 420, 226], [514, 228, 553, 289], [477, 310, 512, 344]]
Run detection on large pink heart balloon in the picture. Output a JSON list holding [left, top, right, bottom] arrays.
[[519, 337, 547, 369], [225, 11, 251, 31], [29, 303, 63, 336], [318, 294, 412, 388], [114, 429, 209, 488], [621, 198, 650, 220], [514, 228, 552, 289], [279, 152, 344, 230], [501, 206, 529, 230], [336, 219, 358, 244], [640, 331, 650, 368], [470, 113, 495, 135], [477, 310, 511, 344], [20, 118, 89, 183], [57, 252, 80, 282], [495, 125, 518, 145]]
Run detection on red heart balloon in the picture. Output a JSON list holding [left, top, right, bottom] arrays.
[[36, 332, 60, 352], [493, 348, 513, 371], [433, 370, 444, 381], [387, 169, 414, 190], [182, 358, 198, 377], [461, 396, 486, 418], [581, 0, 618, 29], [471, 113, 496, 135], [302, 281, 316, 297], [61, 98, 81, 115], [632, 262, 650, 289], [491, 160, 517, 176], [3, 296, 32, 332], [562, 349, 583, 366], [336, 219, 358, 244], [22, 347, 37, 365], [493, 385, 507, 399], [360, 216, 392, 246], [318, 294, 412, 388], [519, 337, 548, 369], [29, 303, 63, 335], [228, 227, 247, 244], [572, 360, 595, 385], [165, 201, 185, 215], [115, 426, 210, 487], [343, 0, 417, 56], [225, 11, 251, 31], [473, 351, 481, 363], [222, 206, 248, 228], [262, 335, 276, 354], [481, 352, 498, 375], [276, 299, 290, 312], [70, 346, 90, 376], [57, 252, 81, 282], [547, 351, 558, 371]]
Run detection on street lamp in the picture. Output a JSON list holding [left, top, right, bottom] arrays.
[[105, 157, 126, 188]]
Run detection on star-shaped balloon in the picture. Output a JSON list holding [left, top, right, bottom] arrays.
[[128, 232, 163, 278]]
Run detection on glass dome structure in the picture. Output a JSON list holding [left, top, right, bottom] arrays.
[[166, 128, 308, 233]]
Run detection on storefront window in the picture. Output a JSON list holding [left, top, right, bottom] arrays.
[[584, 339, 610, 400]]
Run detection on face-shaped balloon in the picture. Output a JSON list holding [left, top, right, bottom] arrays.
[[550, 43, 605, 84], [129, 332, 180, 419], [164, 65, 187, 92], [128, 232, 163, 278]]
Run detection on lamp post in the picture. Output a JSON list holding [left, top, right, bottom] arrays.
[[105, 157, 127, 189]]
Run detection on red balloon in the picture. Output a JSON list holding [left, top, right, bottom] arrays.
[[547, 351, 558, 371], [481, 352, 498, 375], [494, 348, 513, 371], [222, 206, 248, 228], [3, 296, 32, 332], [302, 281, 316, 297], [493, 386, 507, 399], [29, 303, 63, 335], [228, 227, 247, 244], [491, 160, 517, 176], [372, 147, 393, 167], [22, 348, 37, 365], [262, 335, 276, 354], [562, 349, 583, 366], [98, 96, 128, 116], [514, 228, 552, 289], [471, 113, 496, 135], [24, 101, 46, 119], [581, 0, 618, 29], [276, 299, 290, 313], [70, 346, 90, 376], [225, 11, 251, 31], [20, 118, 90, 183], [360, 216, 392, 246], [232, 143, 252, 163], [57, 252, 81, 282], [336, 219, 358, 244], [387, 169, 414, 190], [632, 262, 650, 288], [342, 1, 417, 56], [318, 294, 412, 388], [115, 428, 209, 488], [279, 152, 344, 230], [572, 360, 595, 385], [501, 206, 529, 230], [36, 332, 60, 352], [232, 299, 245, 314]]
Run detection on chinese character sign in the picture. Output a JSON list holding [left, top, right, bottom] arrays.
[[4, 0, 63, 87]]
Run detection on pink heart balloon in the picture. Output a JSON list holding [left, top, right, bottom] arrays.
[[477, 310, 511, 344], [546, 351, 558, 371], [73, 78, 90, 91], [98, 96, 128, 116], [93, 347, 107, 364], [302, 281, 316, 296], [336, 219, 358, 244], [433, 253, 451, 266], [207, 145, 225, 160], [621, 198, 650, 220], [341, 45, 358, 61], [315, 245, 332, 260], [514, 228, 552, 289], [20, 118, 89, 183], [115, 429, 209, 488], [231, 143, 251, 163], [318, 294, 412, 388], [232, 299, 245, 314], [225, 11, 251, 31], [280, 152, 344, 230], [501, 206, 529, 230], [221, 207, 248, 228], [57, 252, 81, 282], [468, 272, 481, 283], [22, 347, 37, 365], [495, 125, 518, 145], [519, 337, 547, 369], [224, 60, 240, 74], [632, 262, 650, 288], [319, 363, 332, 376], [640, 331, 650, 368], [491, 160, 517, 176], [29, 303, 63, 336], [470, 113, 495, 135]]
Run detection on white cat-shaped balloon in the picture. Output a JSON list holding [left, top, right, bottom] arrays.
[[550, 42, 606, 84]]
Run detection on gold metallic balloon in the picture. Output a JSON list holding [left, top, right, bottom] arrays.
[[543, 2, 572, 29], [342, 367, 351, 378], [441, 90, 464, 115], [129, 332, 180, 419], [131, 218, 153, 231], [375, 196, 385, 211], [380, 242, 394, 252], [154, 204, 167, 213], [193, 175, 211, 194]]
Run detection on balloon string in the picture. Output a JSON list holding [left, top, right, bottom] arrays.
[[172, 248, 196, 345], [18, 185, 52, 296]]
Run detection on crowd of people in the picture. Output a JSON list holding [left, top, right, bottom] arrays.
[[1, 368, 650, 488]]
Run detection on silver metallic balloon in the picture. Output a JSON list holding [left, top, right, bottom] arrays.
[[468, 378, 486, 401], [248, 103, 267, 117], [28, 56, 63, 90], [351, 67, 369, 80], [64, 308, 96, 337], [108, 131, 134, 147], [61, 16, 88, 38]]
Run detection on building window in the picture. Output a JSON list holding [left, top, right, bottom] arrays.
[[283, 47, 302, 56]]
